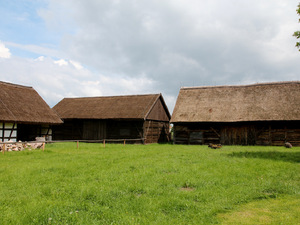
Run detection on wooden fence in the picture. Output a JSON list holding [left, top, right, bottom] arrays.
[[0, 138, 145, 155]]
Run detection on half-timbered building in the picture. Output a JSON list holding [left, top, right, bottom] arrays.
[[0, 81, 63, 142]]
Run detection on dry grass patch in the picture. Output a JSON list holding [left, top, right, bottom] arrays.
[[218, 196, 300, 225]]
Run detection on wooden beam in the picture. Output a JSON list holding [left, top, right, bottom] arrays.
[[144, 121, 152, 144], [269, 125, 272, 145], [46, 126, 50, 135], [8, 123, 16, 140], [284, 126, 287, 143], [210, 127, 220, 137], [2, 123, 4, 142]]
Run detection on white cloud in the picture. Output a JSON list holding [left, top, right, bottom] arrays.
[[0, 55, 158, 108], [35, 56, 45, 61], [54, 59, 68, 66], [0, 42, 11, 59], [69, 60, 83, 70], [4, 41, 60, 58]]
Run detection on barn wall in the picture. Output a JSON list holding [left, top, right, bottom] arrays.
[[144, 120, 170, 144], [53, 119, 171, 143], [173, 123, 220, 145], [52, 119, 83, 140], [17, 124, 52, 141], [106, 120, 144, 141], [173, 121, 300, 146], [0, 122, 17, 142], [147, 98, 170, 122], [53, 119, 144, 142], [83, 120, 106, 140]]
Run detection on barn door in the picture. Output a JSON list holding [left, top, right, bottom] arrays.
[[83, 120, 106, 140], [221, 125, 256, 145]]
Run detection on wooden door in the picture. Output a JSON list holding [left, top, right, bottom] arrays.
[[83, 120, 106, 140]]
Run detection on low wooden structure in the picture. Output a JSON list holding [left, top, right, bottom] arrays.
[[52, 94, 170, 144], [0, 81, 63, 142], [171, 82, 300, 146]]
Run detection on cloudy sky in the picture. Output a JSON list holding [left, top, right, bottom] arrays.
[[1, 0, 300, 112]]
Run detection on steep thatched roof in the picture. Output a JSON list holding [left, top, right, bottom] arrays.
[[171, 81, 300, 123], [0, 81, 62, 124], [53, 94, 170, 121]]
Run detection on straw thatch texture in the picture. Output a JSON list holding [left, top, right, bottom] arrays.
[[171, 82, 300, 123], [54, 94, 170, 120], [0, 81, 62, 124]]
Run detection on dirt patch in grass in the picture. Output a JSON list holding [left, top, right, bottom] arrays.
[[180, 187, 195, 191]]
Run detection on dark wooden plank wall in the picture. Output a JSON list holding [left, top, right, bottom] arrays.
[[144, 120, 169, 144], [53, 119, 171, 144], [17, 124, 52, 141], [146, 98, 170, 122], [173, 124, 220, 145], [106, 120, 144, 140], [53, 119, 83, 140], [53, 119, 144, 141], [83, 120, 106, 140], [173, 121, 300, 146]]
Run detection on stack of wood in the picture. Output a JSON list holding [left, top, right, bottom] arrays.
[[208, 143, 222, 149]]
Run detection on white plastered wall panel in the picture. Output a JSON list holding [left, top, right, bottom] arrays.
[[2, 123, 17, 142]]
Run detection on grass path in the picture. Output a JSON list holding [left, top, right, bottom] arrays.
[[0, 143, 299, 224]]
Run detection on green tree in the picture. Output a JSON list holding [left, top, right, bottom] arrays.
[[294, 3, 300, 51]]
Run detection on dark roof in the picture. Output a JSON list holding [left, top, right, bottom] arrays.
[[171, 81, 300, 123], [53, 94, 170, 120], [0, 81, 62, 124]]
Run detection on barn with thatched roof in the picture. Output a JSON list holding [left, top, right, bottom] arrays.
[[171, 81, 300, 146], [0, 81, 63, 142], [52, 94, 170, 143]]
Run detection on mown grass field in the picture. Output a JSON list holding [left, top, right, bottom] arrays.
[[0, 143, 299, 224]]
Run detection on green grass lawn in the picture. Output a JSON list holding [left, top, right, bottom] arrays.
[[0, 143, 299, 224]]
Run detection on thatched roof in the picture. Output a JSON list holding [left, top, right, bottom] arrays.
[[53, 94, 170, 121], [171, 81, 300, 123], [0, 81, 62, 124]]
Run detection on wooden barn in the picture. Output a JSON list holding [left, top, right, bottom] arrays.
[[171, 81, 300, 146], [0, 81, 63, 142], [52, 94, 170, 143]]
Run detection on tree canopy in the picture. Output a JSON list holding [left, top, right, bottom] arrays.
[[294, 3, 300, 51]]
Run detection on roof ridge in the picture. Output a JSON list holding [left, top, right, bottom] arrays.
[[62, 93, 161, 100], [181, 81, 300, 90], [0, 81, 32, 89]]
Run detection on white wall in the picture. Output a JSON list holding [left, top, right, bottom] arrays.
[[0, 122, 17, 142]]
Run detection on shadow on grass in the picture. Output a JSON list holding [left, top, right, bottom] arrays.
[[228, 151, 300, 163]]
